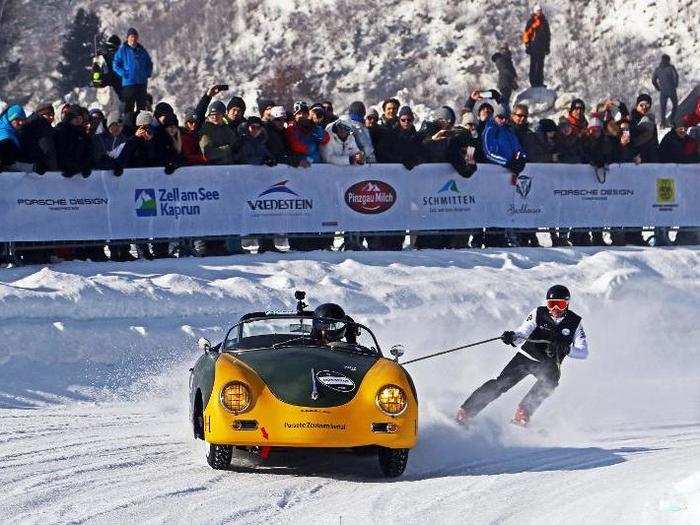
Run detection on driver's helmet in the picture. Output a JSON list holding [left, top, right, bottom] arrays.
[[312, 303, 347, 343]]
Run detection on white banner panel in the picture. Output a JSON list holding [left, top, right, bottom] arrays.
[[0, 163, 698, 242]]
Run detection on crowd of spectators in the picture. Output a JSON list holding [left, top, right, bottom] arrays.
[[1, 26, 699, 264]]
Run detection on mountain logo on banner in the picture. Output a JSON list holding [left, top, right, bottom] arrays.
[[438, 180, 460, 193], [135, 189, 157, 217], [344, 180, 396, 214], [258, 180, 299, 197], [515, 175, 532, 199]]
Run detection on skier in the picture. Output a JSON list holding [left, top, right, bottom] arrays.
[[456, 285, 588, 426]]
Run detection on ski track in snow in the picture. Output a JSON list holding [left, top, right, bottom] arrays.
[[0, 247, 699, 524]]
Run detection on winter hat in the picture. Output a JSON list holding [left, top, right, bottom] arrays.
[[126, 27, 139, 38], [366, 108, 379, 119], [398, 105, 414, 119], [247, 116, 263, 126], [162, 113, 179, 128], [207, 101, 226, 116], [154, 101, 174, 120], [64, 104, 82, 121], [106, 112, 122, 127], [183, 107, 198, 123], [537, 118, 557, 133], [35, 102, 54, 115], [105, 34, 121, 48], [293, 101, 309, 115], [587, 117, 603, 129], [636, 93, 653, 106], [533, 4, 542, 12], [333, 119, 354, 135], [436, 105, 456, 126], [257, 98, 274, 115], [461, 112, 476, 126], [89, 107, 105, 118], [348, 101, 366, 121], [270, 106, 286, 119], [494, 104, 508, 117], [686, 126, 700, 140], [226, 96, 246, 113], [135, 111, 154, 127]]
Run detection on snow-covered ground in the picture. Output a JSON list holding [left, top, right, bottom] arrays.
[[1, 247, 699, 524]]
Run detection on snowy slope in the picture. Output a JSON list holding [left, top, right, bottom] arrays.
[[1, 247, 699, 523], [3, 0, 699, 119]]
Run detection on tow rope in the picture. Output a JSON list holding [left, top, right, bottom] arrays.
[[401, 337, 550, 365]]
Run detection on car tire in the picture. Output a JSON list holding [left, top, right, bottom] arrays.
[[206, 444, 232, 470], [377, 447, 409, 478]]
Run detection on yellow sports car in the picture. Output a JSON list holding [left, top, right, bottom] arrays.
[[189, 291, 418, 477]]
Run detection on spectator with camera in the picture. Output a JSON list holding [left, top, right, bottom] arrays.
[[342, 101, 376, 163], [237, 116, 276, 166], [630, 94, 659, 163], [321, 119, 364, 165], [199, 101, 240, 165], [18, 102, 57, 174], [54, 105, 92, 178], [285, 101, 329, 167]]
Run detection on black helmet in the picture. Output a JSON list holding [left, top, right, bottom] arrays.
[[546, 285, 570, 301], [313, 303, 346, 342]]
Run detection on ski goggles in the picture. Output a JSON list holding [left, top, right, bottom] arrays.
[[546, 299, 569, 310]]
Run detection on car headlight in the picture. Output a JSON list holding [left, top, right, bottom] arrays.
[[220, 381, 252, 414], [376, 385, 408, 416]]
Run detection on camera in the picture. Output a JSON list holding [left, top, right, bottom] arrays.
[[215, 84, 229, 91]]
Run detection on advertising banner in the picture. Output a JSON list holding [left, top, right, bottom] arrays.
[[0, 163, 697, 242]]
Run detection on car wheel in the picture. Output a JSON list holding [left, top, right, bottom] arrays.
[[193, 392, 204, 440], [377, 447, 409, 478], [206, 444, 233, 470]]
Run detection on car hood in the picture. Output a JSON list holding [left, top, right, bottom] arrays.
[[232, 346, 380, 407]]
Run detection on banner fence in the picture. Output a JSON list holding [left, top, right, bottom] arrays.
[[1, 163, 698, 242]]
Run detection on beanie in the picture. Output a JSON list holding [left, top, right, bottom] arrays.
[[398, 105, 414, 119], [537, 118, 557, 133], [35, 102, 54, 115], [461, 112, 476, 126], [154, 101, 175, 120], [257, 98, 274, 114], [226, 96, 246, 113], [135, 111, 154, 127], [587, 117, 603, 129], [293, 101, 309, 114], [183, 107, 198, 123], [126, 27, 139, 38], [106, 111, 122, 127], [348, 101, 366, 121], [366, 108, 379, 119], [207, 101, 226, 116], [162, 113, 179, 128], [247, 116, 263, 126], [270, 106, 286, 119], [494, 104, 508, 117], [636, 93, 653, 106], [436, 105, 456, 126]]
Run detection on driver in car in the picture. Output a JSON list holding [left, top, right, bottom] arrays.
[[311, 303, 357, 346]]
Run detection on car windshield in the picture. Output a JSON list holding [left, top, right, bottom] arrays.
[[223, 315, 381, 355]]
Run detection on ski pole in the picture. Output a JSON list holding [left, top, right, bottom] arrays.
[[401, 336, 502, 365]]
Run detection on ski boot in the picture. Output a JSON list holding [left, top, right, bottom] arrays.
[[511, 404, 530, 427]]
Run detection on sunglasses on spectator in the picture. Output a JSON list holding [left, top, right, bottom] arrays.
[[638, 102, 651, 108], [572, 105, 584, 110], [495, 114, 507, 120], [399, 117, 413, 123], [365, 115, 377, 120], [512, 112, 528, 119]]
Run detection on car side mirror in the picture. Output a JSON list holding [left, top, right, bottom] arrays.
[[389, 344, 405, 362], [197, 337, 211, 352]]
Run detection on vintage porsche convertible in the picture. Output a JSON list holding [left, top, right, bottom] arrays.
[[189, 291, 418, 477]]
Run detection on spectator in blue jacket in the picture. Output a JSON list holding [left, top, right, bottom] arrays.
[[112, 28, 153, 118], [0, 104, 27, 171], [482, 104, 527, 181]]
